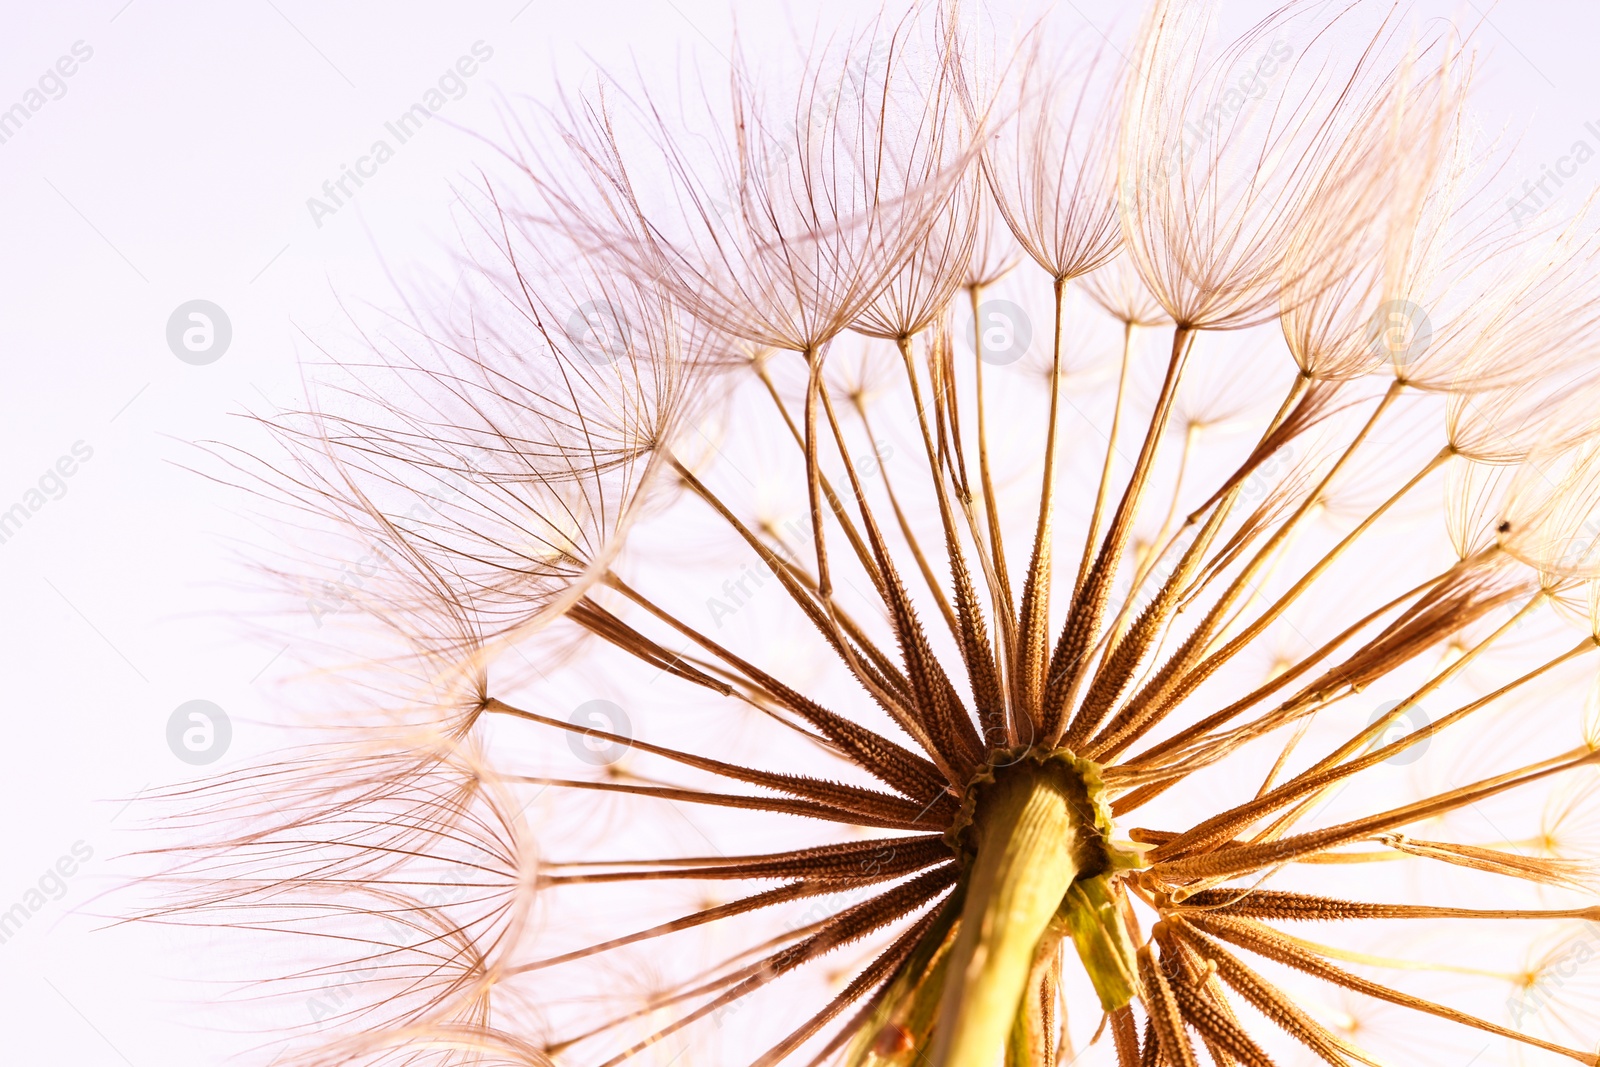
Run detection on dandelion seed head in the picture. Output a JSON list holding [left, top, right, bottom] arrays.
[[145, 3, 1600, 1066]]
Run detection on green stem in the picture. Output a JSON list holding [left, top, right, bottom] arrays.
[[931, 763, 1087, 1067]]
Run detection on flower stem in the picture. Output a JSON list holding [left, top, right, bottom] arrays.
[[931, 762, 1087, 1067]]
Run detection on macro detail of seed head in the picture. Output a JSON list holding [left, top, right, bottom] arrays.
[[137, 2, 1600, 1066]]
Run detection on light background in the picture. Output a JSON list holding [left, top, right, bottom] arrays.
[[1, 0, 1597, 1062]]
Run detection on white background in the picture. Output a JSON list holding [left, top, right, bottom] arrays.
[[2, 0, 1598, 1062]]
